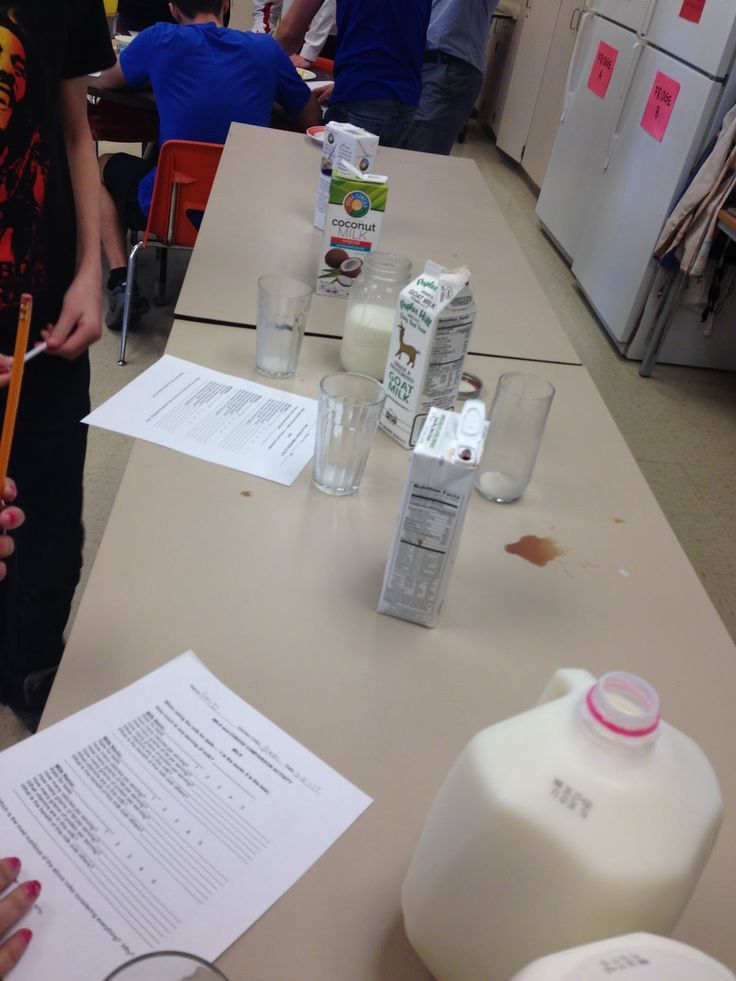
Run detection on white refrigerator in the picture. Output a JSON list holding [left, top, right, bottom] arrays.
[[535, 0, 736, 368]]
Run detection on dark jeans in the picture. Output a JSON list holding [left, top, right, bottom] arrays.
[[325, 99, 417, 149], [402, 60, 484, 156], [0, 353, 89, 710]]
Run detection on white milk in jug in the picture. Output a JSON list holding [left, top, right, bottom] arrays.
[[511, 932, 735, 980], [401, 669, 723, 981]]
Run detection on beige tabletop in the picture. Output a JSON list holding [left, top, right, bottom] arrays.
[[44, 322, 735, 976], [174, 123, 581, 365]]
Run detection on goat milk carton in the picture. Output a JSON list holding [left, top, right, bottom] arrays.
[[379, 261, 475, 448], [378, 401, 488, 628], [317, 164, 388, 297], [314, 121, 379, 230]]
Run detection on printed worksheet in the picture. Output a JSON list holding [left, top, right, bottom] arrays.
[[84, 355, 317, 486], [0, 653, 372, 980]]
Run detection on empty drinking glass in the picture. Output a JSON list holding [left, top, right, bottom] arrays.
[[255, 275, 313, 379], [312, 372, 386, 495], [475, 372, 555, 503], [103, 950, 228, 980]]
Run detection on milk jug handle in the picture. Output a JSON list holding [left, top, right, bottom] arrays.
[[536, 668, 596, 706]]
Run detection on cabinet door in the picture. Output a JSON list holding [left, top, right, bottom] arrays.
[[495, 0, 562, 163], [477, 17, 518, 130], [522, 0, 583, 187]]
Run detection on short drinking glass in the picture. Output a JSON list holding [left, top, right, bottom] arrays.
[[103, 950, 228, 980], [255, 275, 313, 379], [475, 372, 555, 503], [312, 372, 386, 496]]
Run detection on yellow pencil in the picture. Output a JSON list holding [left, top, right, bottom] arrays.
[[0, 293, 33, 494]]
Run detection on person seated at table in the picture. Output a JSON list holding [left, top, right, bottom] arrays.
[[118, 0, 175, 31], [0, 854, 39, 976], [98, 0, 321, 330], [277, 0, 431, 147], [119, 0, 231, 30], [252, 0, 337, 67]]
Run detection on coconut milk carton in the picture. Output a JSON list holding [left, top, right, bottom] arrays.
[[379, 261, 475, 448], [317, 164, 388, 297], [314, 121, 379, 231], [378, 401, 488, 628]]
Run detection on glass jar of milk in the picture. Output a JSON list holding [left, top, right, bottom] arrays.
[[340, 252, 411, 380]]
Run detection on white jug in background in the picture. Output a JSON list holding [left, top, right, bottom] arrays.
[[510, 933, 735, 980], [401, 669, 723, 981]]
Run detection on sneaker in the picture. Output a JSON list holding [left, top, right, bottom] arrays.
[[105, 280, 150, 331]]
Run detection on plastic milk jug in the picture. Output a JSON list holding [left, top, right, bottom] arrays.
[[510, 933, 735, 980], [401, 669, 723, 981]]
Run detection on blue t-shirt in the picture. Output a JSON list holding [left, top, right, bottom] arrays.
[[333, 0, 431, 107], [120, 23, 311, 212]]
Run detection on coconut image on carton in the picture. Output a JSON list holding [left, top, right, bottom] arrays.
[[317, 164, 388, 298]]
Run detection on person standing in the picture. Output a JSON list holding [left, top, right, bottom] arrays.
[[252, 0, 337, 66], [0, 1, 115, 730], [277, 0, 431, 148], [402, 0, 499, 155]]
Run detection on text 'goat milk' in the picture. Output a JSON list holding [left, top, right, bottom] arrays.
[[379, 262, 475, 449]]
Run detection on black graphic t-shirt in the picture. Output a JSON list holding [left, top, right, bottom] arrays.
[[0, 0, 114, 348]]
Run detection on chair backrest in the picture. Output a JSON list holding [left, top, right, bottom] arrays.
[[312, 56, 334, 74], [143, 140, 224, 248]]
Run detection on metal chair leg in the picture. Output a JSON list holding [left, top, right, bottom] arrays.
[[639, 269, 686, 378], [118, 240, 145, 366], [155, 247, 168, 306]]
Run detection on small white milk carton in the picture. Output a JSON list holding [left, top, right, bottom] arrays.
[[379, 261, 475, 449], [316, 164, 388, 297], [378, 401, 488, 628], [314, 121, 379, 231]]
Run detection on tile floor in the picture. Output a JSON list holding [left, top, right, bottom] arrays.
[[1, 123, 734, 748]]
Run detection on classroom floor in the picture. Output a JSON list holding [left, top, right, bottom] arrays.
[[1, 122, 734, 747]]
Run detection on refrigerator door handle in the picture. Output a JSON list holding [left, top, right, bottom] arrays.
[[560, 10, 593, 124], [603, 40, 645, 171], [641, 0, 658, 36]]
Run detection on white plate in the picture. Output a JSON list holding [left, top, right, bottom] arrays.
[[306, 126, 326, 145], [296, 68, 317, 81]]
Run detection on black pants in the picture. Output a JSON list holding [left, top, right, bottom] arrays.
[[0, 352, 90, 708]]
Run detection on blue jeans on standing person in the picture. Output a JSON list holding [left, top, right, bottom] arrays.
[[325, 99, 417, 148], [402, 59, 484, 156]]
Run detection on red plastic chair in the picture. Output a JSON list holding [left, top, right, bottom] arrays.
[[312, 56, 334, 75], [118, 139, 224, 364]]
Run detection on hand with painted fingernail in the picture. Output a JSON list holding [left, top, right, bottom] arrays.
[[0, 857, 38, 976], [0, 480, 24, 582], [0, 354, 12, 389]]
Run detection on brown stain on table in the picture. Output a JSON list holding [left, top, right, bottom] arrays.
[[241, 490, 252, 497], [505, 535, 565, 567]]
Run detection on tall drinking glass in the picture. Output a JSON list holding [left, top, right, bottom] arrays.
[[312, 372, 386, 495], [255, 275, 313, 379], [475, 372, 555, 503]]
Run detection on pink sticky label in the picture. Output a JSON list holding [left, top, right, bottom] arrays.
[[587, 41, 619, 99], [640, 71, 681, 142], [679, 0, 706, 23]]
